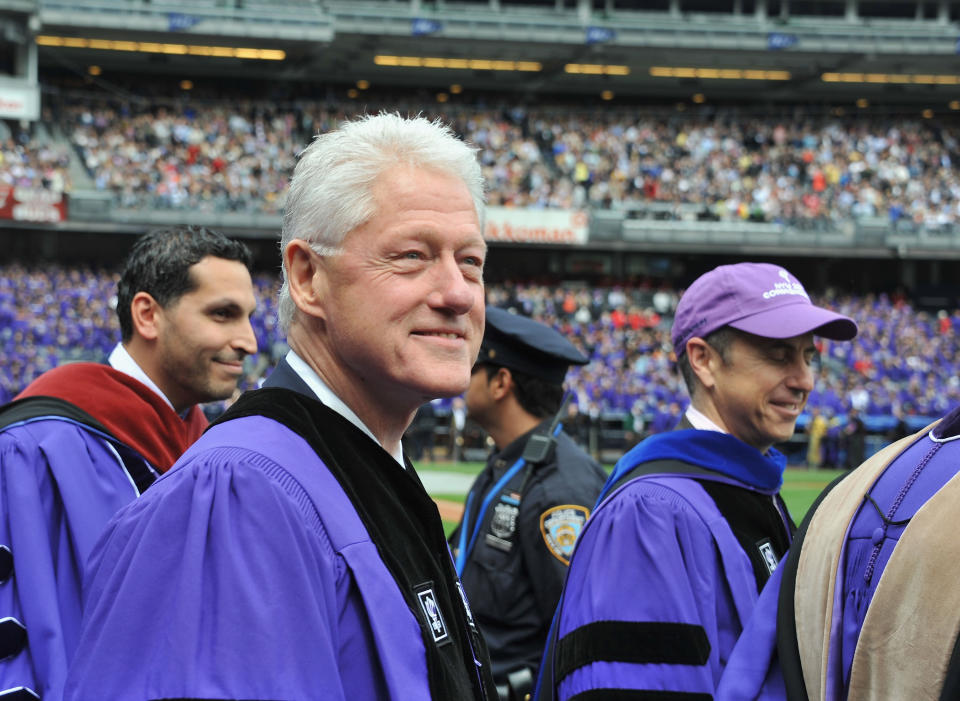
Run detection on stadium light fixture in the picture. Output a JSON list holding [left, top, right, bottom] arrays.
[[356, 79, 370, 90], [374, 55, 541, 72], [822, 72, 960, 85], [565, 64, 630, 76], [922, 109, 934, 118], [600, 90, 614, 100], [950, 101, 960, 110], [649, 66, 790, 80], [87, 65, 101, 76], [692, 93, 705, 103], [856, 98, 868, 108], [450, 84, 463, 94], [36, 35, 286, 60]]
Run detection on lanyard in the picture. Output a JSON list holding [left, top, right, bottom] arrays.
[[455, 423, 563, 576], [455, 456, 527, 576]]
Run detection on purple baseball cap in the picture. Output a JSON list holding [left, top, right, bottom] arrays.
[[671, 262, 858, 357]]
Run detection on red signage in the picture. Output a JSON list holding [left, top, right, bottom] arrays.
[[0, 186, 68, 223]]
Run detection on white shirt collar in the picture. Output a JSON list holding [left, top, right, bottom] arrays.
[[284, 350, 406, 468], [108, 343, 176, 412], [684, 404, 728, 434]]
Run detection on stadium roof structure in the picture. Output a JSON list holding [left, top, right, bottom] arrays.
[[31, 0, 960, 103]]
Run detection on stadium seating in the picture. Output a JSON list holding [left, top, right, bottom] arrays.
[[2, 262, 955, 465]]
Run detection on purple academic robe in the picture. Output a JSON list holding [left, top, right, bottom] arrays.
[[551, 475, 761, 699], [64, 405, 494, 700], [718, 408, 960, 700], [0, 418, 148, 699]]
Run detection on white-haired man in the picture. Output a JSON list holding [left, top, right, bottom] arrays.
[[65, 114, 498, 700]]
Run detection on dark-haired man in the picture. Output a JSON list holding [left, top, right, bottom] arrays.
[[537, 262, 857, 701], [0, 225, 257, 699], [452, 306, 607, 700]]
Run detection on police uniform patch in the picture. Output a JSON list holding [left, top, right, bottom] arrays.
[[415, 582, 450, 645], [540, 504, 590, 565], [757, 538, 779, 575]]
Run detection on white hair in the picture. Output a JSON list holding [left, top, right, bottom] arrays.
[[277, 112, 485, 332]]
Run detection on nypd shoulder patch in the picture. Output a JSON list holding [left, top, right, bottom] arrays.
[[539, 504, 590, 565]]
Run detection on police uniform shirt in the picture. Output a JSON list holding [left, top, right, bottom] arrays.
[[452, 419, 606, 682]]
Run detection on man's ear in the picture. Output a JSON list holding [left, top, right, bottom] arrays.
[[284, 239, 327, 320], [130, 292, 162, 341], [488, 367, 514, 402], [686, 337, 718, 390]]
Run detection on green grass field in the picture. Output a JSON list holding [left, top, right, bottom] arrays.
[[416, 461, 840, 535]]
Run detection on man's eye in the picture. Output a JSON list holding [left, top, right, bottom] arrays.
[[404, 251, 426, 260], [462, 256, 483, 268]]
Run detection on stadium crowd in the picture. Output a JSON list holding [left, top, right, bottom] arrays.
[[8, 94, 951, 233], [0, 124, 71, 193], [3, 262, 957, 462]]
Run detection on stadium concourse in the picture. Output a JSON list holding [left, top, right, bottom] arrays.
[[2, 261, 957, 466]]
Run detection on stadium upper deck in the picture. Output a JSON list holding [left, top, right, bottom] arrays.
[[2, 0, 960, 280]]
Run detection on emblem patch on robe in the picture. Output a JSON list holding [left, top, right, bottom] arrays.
[[540, 504, 589, 565], [757, 538, 779, 575], [415, 583, 450, 645]]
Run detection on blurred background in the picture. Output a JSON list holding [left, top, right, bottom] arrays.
[[3, 0, 960, 477]]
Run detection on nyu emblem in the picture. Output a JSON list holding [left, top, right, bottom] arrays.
[[757, 539, 779, 575], [540, 504, 590, 565], [762, 268, 809, 301], [416, 585, 450, 645]]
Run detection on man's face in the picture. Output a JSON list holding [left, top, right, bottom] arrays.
[[464, 363, 494, 428], [155, 256, 258, 411], [708, 331, 816, 453], [316, 166, 485, 414]]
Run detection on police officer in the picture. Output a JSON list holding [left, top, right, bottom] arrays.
[[451, 306, 607, 701]]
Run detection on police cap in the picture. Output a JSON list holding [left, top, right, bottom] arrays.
[[476, 307, 588, 385]]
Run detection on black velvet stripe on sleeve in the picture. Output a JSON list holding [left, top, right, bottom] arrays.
[[568, 689, 713, 700], [556, 620, 710, 682]]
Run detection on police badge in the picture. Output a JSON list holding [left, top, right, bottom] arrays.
[[485, 497, 520, 553], [540, 504, 590, 565]]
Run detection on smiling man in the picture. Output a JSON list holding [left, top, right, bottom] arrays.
[[537, 262, 857, 701], [64, 114, 498, 701], [0, 225, 257, 699]]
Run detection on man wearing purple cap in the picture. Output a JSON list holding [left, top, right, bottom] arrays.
[[535, 262, 857, 701]]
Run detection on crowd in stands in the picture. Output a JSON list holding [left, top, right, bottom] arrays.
[[0, 263, 282, 406], [6, 88, 960, 234], [4, 261, 958, 466], [0, 121, 71, 193]]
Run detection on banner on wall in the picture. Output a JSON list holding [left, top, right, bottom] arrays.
[[0, 186, 68, 223], [483, 207, 589, 245], [0, 82, 40, 121]]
